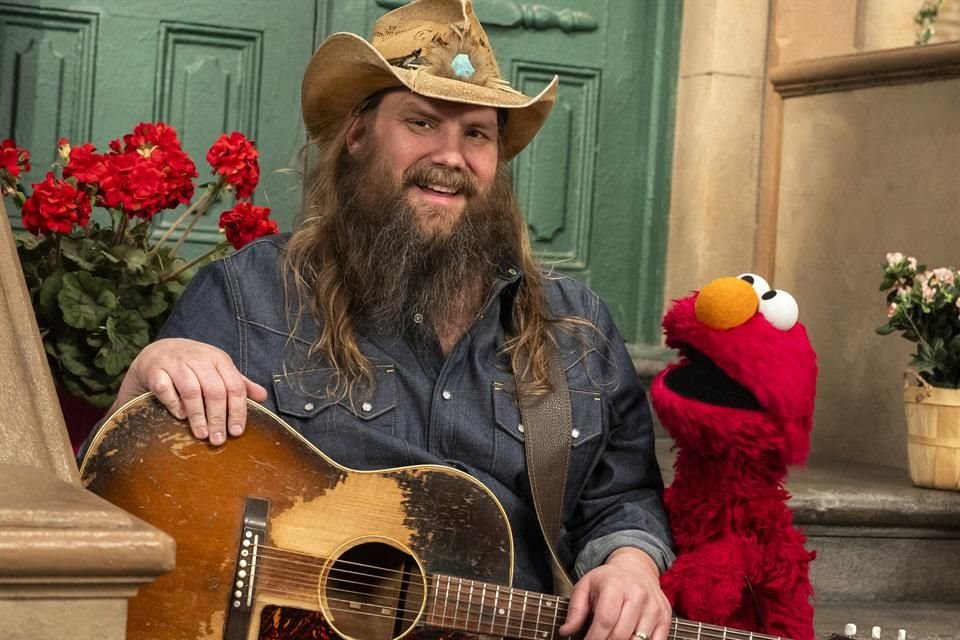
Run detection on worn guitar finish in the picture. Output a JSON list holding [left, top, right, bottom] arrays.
[[81, 394, 800, 640], [80, 394, 514, 640]]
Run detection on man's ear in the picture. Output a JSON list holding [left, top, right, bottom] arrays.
[[345, 115, 367, 153]]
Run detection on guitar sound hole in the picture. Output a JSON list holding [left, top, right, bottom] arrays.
[[322, 540, 426, 640]]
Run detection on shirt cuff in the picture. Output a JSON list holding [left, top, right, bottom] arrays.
[[574, 530, 676, 578]]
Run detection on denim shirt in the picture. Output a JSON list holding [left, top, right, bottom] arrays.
[[159, 234, 674, 593]]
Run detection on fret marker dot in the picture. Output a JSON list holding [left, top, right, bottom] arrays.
[[499, 608, 505, 615]]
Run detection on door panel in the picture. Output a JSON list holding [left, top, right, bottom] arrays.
[[1, 0, 317, 252]]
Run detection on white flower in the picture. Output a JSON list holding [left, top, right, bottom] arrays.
[[886, 252, 904, 267], [887, 303, 898, 318]]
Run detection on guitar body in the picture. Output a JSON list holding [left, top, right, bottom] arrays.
[[80, 395, 513, 640]]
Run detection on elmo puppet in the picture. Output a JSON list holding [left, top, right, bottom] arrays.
[[652, 274, 818, 640]]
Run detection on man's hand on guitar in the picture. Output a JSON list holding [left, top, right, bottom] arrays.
[[559, 547, 671, 640], [113, 338, 268, 445]]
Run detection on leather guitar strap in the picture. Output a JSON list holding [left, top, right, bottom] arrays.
[[517, 341, 576, 597]]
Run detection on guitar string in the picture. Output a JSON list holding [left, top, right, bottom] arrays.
[[251, 547, 779, 640], [253, 571, 773, 640], [256, 559, 574, 623], [252, 580, 774, 640], [254, 555, 774, 640]]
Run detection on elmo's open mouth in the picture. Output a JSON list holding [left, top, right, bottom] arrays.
[[664, 344, 762, 411]]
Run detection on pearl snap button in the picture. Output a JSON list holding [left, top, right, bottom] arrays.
[[517, 423, 524, 433], [571, 428, 581, 439], [413, 313, 424, 324], [441, 390, 452, 400], [304, 402, 314, 411], [361, 402, 373, 412]]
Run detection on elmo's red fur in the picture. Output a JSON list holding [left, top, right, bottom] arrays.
[[652, 284, 818, 640]]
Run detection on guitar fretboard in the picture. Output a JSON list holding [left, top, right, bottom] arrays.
[[424, 574, 791, 640]]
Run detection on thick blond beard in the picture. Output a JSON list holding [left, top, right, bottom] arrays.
[[330, 134, 518, 347], [284, 115, 574, 400]]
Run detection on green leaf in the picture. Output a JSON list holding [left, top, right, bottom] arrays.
[[110, 246, 148, 272], [94, 310, 150, 376], [119, 286, 168, 319], [59, 271, 118, 330], [37, 269, 65, 320], [60, 237, 99, 271], [15, 231, 41, 250], [55, 338, 96, 378]]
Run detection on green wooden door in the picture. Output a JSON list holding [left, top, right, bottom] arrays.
[[329, 0, 681, 343], [1, 0, 315, 250], [3, 0, 680, 344]]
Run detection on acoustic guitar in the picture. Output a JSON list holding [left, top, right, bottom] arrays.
[[80, 393, 795, 640]]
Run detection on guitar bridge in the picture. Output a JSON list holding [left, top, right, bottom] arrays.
[[224, 497, 270, 640]]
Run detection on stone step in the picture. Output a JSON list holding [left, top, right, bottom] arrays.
[[814, 601, 959, 639], [655, 440, 960, 603]]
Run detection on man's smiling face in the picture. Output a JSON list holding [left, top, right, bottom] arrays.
[[346, 90, 500, 237]]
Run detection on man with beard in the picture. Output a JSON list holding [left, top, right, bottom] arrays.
[[110, 1, 674, 639]]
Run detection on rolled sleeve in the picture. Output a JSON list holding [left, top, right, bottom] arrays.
[[575, 529, 676, 577]]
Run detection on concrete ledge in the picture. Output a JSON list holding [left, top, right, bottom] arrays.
[[0, 464, 174, 587]]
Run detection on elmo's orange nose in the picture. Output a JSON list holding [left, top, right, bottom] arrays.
[[694, 277, 758, 330]]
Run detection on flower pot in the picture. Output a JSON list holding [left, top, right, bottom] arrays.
[[903, 385, 960, 491]]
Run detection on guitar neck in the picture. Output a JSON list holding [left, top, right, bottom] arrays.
[[424, 574, 791, 640]]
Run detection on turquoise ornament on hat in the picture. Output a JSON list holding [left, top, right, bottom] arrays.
[[451, 53, 475, 79]]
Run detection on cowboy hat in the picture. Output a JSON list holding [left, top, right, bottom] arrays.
[[301, 0, 558, 159]]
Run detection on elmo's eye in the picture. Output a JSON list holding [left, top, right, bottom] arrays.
[[738, 273, 770, 298], [758, 289, 798, 330]]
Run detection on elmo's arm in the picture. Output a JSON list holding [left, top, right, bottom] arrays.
[[659, 536, 762, 622]]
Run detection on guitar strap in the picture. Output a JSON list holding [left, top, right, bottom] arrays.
[[516, 341, 576, 597]]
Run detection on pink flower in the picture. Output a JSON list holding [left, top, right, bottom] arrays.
[[887, 303, 897, 318], [931, 267, 955, 287]]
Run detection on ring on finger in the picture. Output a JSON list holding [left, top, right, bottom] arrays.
[[633, 632, 648, 640]]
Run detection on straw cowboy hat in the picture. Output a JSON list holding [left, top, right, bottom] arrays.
[[301, 0, 559, 159]]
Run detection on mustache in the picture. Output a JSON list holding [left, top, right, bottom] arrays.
[[402, 161, 479, 197]]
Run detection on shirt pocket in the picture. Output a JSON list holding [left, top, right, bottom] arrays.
[[491, 381, 604, 493], [273, 364, 398, 436]]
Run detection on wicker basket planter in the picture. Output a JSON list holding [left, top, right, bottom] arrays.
[[903, 385, 960, 491]]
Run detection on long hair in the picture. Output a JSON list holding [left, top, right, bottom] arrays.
[[282, 102, 581, 401]]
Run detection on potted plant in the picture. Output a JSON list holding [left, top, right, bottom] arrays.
[[878, 252, 960, 490], [0, 124, 279, 448]]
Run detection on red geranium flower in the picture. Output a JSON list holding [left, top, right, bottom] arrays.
[[110, 122, 183, 156], [21, 172, 91, 236], [99, 122, 198, 219], [0, 139, 30, 179], [207, 132, 260, 199], [218, 201, 278, 249], [63, 143, 109, 185]]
